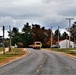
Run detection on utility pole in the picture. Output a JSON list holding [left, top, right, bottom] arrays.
[[51, 26, 52, 47], [58, 26, 59, 45], [3, 26, 5, 54], [66, 18, 74, 48], [9, 25, 11, 52]]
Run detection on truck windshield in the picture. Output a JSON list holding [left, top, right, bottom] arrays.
[[36, 43, 41, 45]]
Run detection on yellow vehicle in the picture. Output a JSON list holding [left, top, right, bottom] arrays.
[[33, 41, 42, 49]]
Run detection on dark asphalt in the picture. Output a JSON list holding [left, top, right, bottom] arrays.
[[0, 48, 76, 75]]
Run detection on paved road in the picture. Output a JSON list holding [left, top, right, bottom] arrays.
[[0, 48, 76, 75]]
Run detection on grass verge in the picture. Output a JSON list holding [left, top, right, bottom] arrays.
[[0, 48, 4, 52], [50, 48, 76, 56], [0, 48, 27, 66]]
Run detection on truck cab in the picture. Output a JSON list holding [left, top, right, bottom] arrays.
[[33, 41, 42, 49]]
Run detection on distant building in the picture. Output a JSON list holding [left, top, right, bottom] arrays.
[[58, 39, 74, 48]]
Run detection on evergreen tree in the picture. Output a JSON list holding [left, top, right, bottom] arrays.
[[54, 29, 61, 43], [61, 32, 68, 40], [70, 22, 76, 41], [11, 27, 20, 46], [22, 22, 34, 47]]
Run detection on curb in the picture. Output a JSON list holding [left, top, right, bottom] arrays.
[[0, 49, 30, 67]]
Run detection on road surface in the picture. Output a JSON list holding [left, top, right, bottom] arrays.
[[0, 48, 76, 75]]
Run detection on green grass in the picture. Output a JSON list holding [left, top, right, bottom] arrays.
[[0, 48, 24, 62], [51, 48, 76, 52], [0, 48, 4, 52], [50, 48, 76, 55], [0, 53, 15, 60]]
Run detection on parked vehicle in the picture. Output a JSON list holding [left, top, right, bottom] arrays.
[[51, 44, 60, 48], [29, 45, 34, 48]]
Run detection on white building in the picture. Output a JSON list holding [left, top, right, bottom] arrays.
[[59, 39, 74, 48]]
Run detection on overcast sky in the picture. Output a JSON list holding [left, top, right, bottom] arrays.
[[0, 0, 76, 37]]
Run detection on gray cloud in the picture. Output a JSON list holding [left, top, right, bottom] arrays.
[[0, 0, 76, 32]]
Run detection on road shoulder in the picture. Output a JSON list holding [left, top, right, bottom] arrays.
[[42, 48, 76, 59], [0, 48, 29, 67]]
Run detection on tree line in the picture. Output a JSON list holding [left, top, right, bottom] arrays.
[[8, 22, 76, 48]]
